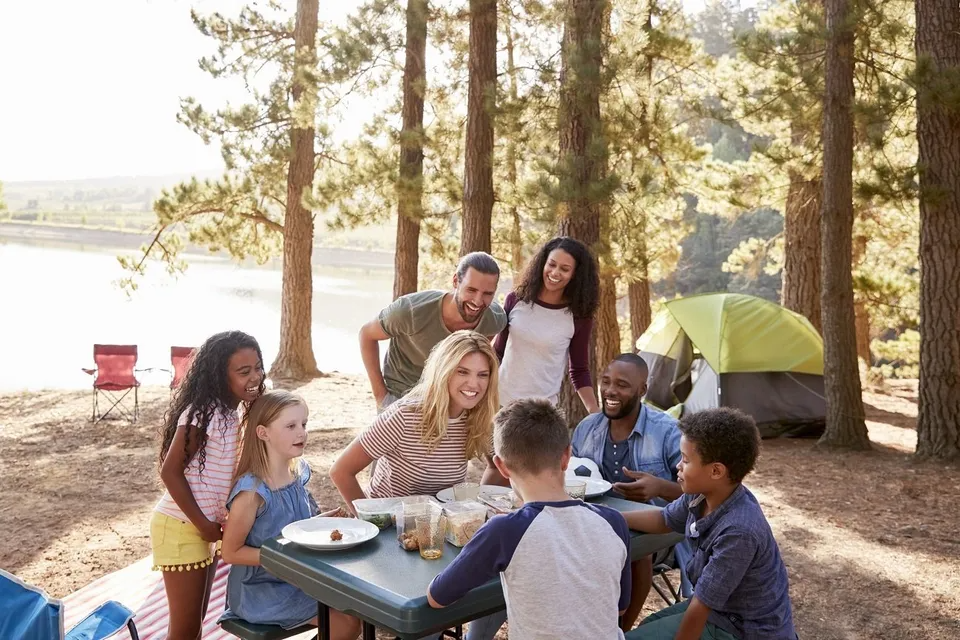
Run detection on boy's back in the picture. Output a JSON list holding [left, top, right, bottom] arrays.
[[430, 500, 631, 640]]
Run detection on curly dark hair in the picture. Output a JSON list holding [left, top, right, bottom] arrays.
[[514, 237, 600, 318], [678, 407, 761, 483], [158, 330, 264, 477]]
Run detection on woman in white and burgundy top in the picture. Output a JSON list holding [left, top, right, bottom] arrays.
[[330, 330, 509, 506], [494, 236, 601, 412]]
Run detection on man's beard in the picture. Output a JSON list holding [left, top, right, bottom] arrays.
[[602, 394, 640, 420], [455, 293, 484, 322]]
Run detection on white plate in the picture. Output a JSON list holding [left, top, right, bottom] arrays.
[[565, 473, 613, 498], [582, 477, 613, 498], [436, 484, 513, 503], [281, 517, 379, 550]]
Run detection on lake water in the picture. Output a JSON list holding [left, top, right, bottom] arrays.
[[0, 240, 395, 391]]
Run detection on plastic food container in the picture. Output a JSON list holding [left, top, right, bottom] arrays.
[[396, 496, 441, 551], [442, 500, 488, 547], [352, 497, 400, 530]]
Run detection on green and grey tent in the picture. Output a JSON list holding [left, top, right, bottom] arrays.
[[637, 292, 826, 437]]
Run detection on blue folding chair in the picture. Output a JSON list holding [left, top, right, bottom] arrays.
[[0, 569, 139, 640]]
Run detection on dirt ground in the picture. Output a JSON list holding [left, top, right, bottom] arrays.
[[1, 376, 958, 639]]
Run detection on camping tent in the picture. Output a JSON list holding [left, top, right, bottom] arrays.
[[636, 292, 826, 437]]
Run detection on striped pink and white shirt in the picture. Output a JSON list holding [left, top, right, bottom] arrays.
[[360, 398, 484, 499], [154, 404, 241, 525]]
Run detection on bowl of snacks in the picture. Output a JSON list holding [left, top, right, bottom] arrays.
[[352, 497, 400, 530], [442, 500, 488, 547]]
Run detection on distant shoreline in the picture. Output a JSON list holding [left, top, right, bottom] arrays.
[[0, 220, 395, 271]]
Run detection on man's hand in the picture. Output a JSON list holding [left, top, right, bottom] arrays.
[[612, 467, 665, 502]]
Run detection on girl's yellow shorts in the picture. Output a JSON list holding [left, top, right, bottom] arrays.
[[150, 511, 220, 572]]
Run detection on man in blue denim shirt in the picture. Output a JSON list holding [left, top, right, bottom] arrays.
[[571, 353, 692, 631], [623, 408, 797, 640]]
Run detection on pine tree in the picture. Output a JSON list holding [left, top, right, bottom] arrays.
[[915, 0, 960, 459], [461, 0, 498, 256], [818, 0, 869, 448], [120, 0, 398, 379], [394, 0, 429, 298]]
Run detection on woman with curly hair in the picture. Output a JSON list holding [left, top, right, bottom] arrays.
[[494, 236, 601, 413], [150, 330, 264, 640]]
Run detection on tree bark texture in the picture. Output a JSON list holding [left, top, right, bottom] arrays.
[[556, 0, 608, 429], [629, 276, 652, 348], [504, 16, 524, 281], [271, 0, 322, 381], [783, 169, 823, 334], [460, 0, 497, 256], [596, 272, 621, 369], [556, 0, 607, 234], [393, 0, 428, 299], [915, 0, 960, 459], [817, 0, 869, 449], [853, 233, 871, 364]]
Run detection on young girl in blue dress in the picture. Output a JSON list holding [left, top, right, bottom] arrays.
[[219, 389, 360, 639]]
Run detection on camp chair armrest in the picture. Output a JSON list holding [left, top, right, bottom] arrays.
[[65, 600, 138, 640], [82, 367, 97, 376]]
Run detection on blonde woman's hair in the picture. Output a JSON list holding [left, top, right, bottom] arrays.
[[234, 389, 307, 484], [406, 330, 499, 460]]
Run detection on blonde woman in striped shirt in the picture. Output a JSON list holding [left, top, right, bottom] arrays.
[[331, 330, 509, 508]]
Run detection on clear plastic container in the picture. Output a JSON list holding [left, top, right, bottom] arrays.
[[352, 497, 400, 530], [396, 497, 441, 551], [442, 500, 488, 547]]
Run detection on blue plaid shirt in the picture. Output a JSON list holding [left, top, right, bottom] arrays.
[[662, 485, 797, 640], [571, 404, 681, 507]]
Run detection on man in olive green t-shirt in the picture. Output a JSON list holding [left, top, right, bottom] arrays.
[[359, 251, 507, 410]]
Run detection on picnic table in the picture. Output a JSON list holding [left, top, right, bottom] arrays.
[[261, 495, 684, 640]]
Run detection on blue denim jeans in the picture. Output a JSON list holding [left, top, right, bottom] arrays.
[[464, 611, 507, 640]]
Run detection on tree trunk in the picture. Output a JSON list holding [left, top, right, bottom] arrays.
[[460, 0, 497, 256], [782, 167, 823, 333], [596, 272, 621, 367], [817, 0, 869, 449], [629, 275, 651, 348], [504, 14, 524, 281], [556, 0, 608, 428], [853, 233, 871, 364], [270, 0, 322, 381], [393, 0, 428, 299], [915, 0, 960, 459]]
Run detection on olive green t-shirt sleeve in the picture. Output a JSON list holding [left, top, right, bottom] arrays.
[[476, 301, 508, 337], [379, 295, 415, 337]]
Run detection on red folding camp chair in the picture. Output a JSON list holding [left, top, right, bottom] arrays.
[[170, 346, 196, 390], [82, 344, 140, 423]]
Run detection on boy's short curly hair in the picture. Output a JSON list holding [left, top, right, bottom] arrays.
[[678, 408, 760, 483], [494, 398, 570, 474]]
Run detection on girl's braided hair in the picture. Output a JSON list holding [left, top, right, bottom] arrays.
[[158, 330, 264, 477]]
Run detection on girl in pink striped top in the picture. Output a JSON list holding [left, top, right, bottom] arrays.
[[150, 330, 265, 640]]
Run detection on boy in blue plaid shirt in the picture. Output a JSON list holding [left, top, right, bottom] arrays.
[[624, 408, 797, 640]]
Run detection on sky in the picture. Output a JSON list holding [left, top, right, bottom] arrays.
[[0, 0, 714, 183]]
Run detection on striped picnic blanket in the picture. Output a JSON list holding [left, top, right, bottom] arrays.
[[61, 557, 315, 639]]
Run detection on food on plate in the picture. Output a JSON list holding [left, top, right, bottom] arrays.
[[330, 529, 343, 542]]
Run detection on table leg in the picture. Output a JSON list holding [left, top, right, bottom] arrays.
[[318, 601, 331, 640], [362, 621, 377, 640]]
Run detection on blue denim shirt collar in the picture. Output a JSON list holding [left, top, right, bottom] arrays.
[[616, 403, 653, 440]]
